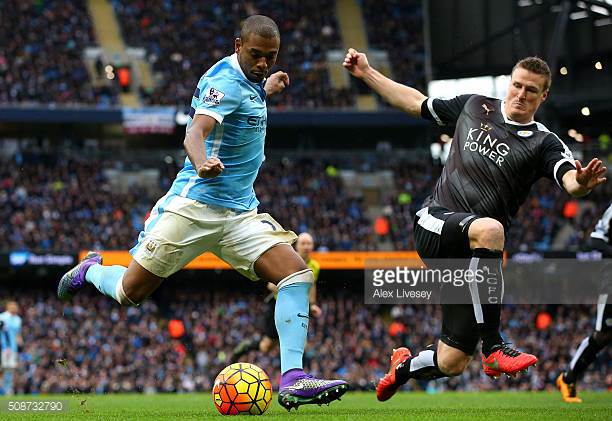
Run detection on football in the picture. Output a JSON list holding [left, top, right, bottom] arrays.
[[212, 362, 273, 415]]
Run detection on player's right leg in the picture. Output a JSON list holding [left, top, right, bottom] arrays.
[[58, 194, 218, 305], [376, 307, 476, 401], [57, 252, 162, 305], [558, 301, 611, 403]]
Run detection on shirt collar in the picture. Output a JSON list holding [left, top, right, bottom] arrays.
[[501, 100, 536, 126]]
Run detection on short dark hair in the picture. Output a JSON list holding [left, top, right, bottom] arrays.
[[240, 15, 280, 42], [512, 57, 552, 91]]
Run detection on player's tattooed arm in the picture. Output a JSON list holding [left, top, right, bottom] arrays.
[[183, 114, 225, 178], [342, 48, 426, 118], [562, 158, 607, 197], [264, 71, 290, 97]]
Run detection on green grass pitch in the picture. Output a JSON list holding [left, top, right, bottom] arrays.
[[1, 391, 610, 420]]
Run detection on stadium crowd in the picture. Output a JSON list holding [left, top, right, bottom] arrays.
[[0, 151, 373, 252], [3, 286, 609, 394], [111, 0, 354, 108], [1, 147, 609, 253], [362, 0, 426, 96], [0, 0, 116, 105]]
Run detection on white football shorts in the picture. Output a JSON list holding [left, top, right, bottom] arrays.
[[131, 193, 297, 280]]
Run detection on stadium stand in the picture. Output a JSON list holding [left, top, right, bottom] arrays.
[[1, 143, 609, 253], [0, 0, 117, 105], [110, 0, 355, 108], [362, 0, 426, 95]]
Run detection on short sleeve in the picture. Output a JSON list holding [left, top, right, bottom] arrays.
[[421, 94, 474, 126], [540, 133, 576, 188], [194, 75, 242, 124]]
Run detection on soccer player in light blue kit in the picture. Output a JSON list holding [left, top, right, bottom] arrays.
[[58, 15, 347, 410], [0, 301, 22, 396]]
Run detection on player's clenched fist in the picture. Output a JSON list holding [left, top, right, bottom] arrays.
[[264, 71, 290, 96], [342, 48, 370, 79], [198, 156, 225, 178]]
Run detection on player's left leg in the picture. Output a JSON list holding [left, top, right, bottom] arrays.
[[2, 368, 13, 395], [216, 211, 347, 411], [1, 349, 17, 395], [467, 218, 538, 377], [254, 244, 348, 410]]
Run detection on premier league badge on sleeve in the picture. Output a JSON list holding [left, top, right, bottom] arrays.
[[204, 87, 225, 106]]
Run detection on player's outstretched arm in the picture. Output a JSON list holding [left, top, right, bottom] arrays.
[[562, 158, 607, 197], [342, 48, 426, 118], [183, 114, 225, 178]]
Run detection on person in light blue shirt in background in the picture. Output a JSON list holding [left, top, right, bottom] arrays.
[[0, 301, 22, 396], [58, 15, 347, 410]]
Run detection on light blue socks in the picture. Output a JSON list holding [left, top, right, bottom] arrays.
[[85, 264, 126, 302], [274, 270, 313, 374]]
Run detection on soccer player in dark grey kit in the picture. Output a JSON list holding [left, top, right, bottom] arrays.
[[343, 48, 607, 401], [557, 202, 611, 403]]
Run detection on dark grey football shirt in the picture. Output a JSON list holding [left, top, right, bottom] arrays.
[[421, 94, 576, 230]]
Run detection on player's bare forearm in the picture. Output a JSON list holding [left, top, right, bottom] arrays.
[[361, 67, 426, 117], [309, 284, 317, 304], [343, 48, 425, 117], [183, 114, 225, 178], [183, 125, 208, 170], [266, 282, 278, 294]]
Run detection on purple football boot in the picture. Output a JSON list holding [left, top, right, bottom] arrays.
[[57, 251, 102, 301], [278, 369, 348, 411]]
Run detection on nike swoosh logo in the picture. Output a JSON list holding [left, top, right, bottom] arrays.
[[249, 94, 257, 101], [483, 358, 499, 370], [285, 383, 307, 390], [297, 313, 310, 319]]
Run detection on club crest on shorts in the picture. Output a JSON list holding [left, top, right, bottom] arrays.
[[144, 239, 159, 255], [203, 87, 225, 106]]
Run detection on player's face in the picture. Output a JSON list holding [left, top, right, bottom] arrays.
[[235, 34, 279, 83], [504, 67, 548, 124], [296, 235, 314, 258], [7, 302, 18, 314]]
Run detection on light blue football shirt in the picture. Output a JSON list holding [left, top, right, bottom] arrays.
[[0, 311, 21, 353], [170, 54, 268, 211]]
